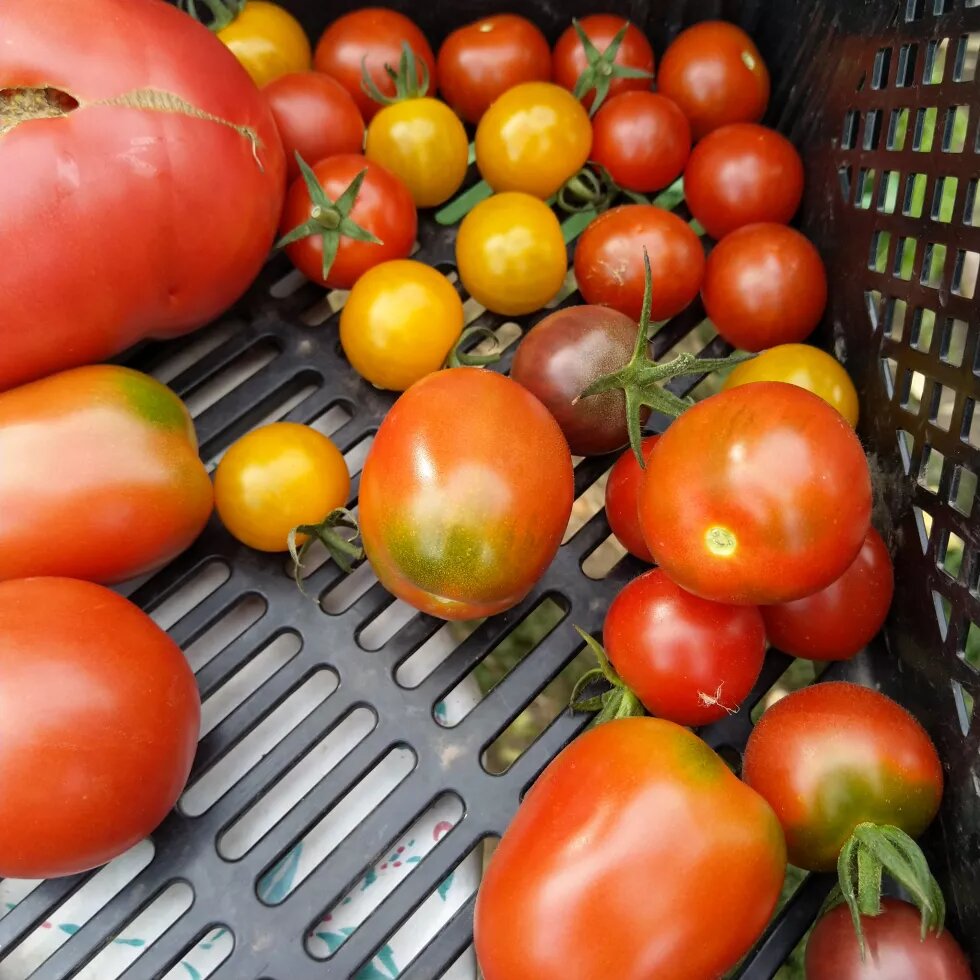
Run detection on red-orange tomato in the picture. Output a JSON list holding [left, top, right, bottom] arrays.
[[437, 14, 551, 124], [604, 436, 659, 561]]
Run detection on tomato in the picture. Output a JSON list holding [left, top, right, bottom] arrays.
[[263, 71, 364, 180], [0, 0, 285, 392], [279, 153, 416, 289], [0, 366, 211, 584], [657, 21, 769, 140], [805, 899, 973, 980], [211, 0, 311, 87], [359, 369, 573, 620], [437, 14, 551, 124], [552, 15, 655, 112], [603, 569, 766, 726], [214, 422, 351, 552], [591, 91, 691, 193], [574, 205, 705, 321], [455, 192, 567, 316], [684, 123, 804, 239], [314, 8, 436, 122], [475, 82, 592, 199], [605, 436, 659, 561], [0, 578, 199, 878], [640, 383, 871, 604], [474, 717, 786, 979], [723, 343, 860, 427], [762, 529, 894, 661], [340, 260, 464, 391], [510, 305, 647, 455], [702, 223, 828, 351]]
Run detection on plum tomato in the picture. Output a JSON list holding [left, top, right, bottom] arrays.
[[211, 0, 311, 87], [604, 436, 659, 561]]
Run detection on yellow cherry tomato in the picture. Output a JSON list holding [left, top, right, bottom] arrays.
[[216, 1, 311, 88], [456, 192, 568, 316], [723, 343, 860, 427], [340, 260, 464, 391], [365, 98, 469, 207], [475, 81, 592, 199], [214, 422, 350, 552]]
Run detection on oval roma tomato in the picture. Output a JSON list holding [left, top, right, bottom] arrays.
[[214, 0, 311, 87], [0, 0, 285, 391], [641, 383, 871, 604], [657, 21, 769, 140], [684, 123, 804, 239], [475, 82, 592, 199], [575, 205, 705, 321], [279, 153, 417, 289], [340, 260, 464, 391], [455, 192, 567, 316], [510, 305, 647, 455], [359, 369, 573, 620], [604, 569, 766, 726], [0, 366, 212, 583], [605, 436, 659, 561], [214, 422, 350, 552], [474, 717, 786, 979], [702, 223, 828, 351], [437, 14, 551, 124], [762, 528, 894, 661], [0, 578, 200, 878], [723, 343, 860, 427], [314, 8, 436, 121], [263, 71, 365, 180], [805, 899, 973, 980], [744, 682, 943, 871], [591, 91, 691, 193]]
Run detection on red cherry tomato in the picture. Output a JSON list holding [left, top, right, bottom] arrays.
[[437, 14, 551, 124], [263, 71, 365, 180], [684, 123, 804, 239], [702, 223, 828, 351], [574, 205, 705, 321], [314, 8, 436, 121], [604, 436, 659, 561], [604, 569, 766, 726], [762, 528, 894, 661], [657, 21, 769, 140], [591, 91, 691, 193]]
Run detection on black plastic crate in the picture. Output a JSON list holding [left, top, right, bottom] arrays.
[[0, 0, 978, 977]]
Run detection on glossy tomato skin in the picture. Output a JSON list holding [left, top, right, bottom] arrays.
[[510, 305, 648, 456], [0, 578, 200, 878], [743, 682, 943, 871], [605, 570, 766, 726], [702, 223, 828, 351], [552, 15, 655, 110], [763, 529, 894, 661], [280, 154, 416, 289], [314, 8, 436, 121], [684, 123, 804, 238], [640, 383, 872, 604], [605, 436, 659, 561], [263, 72, 364, 180], [591, 91, 691, 193], [475, 717, 786, 980], [437, 14, 551, 124], [575, 205, 705, 321], [0, 0, 285, 391], [216, 0, 311, 87], [805, 899, 973, 980], [657, 21, 769, 140], [0, 366, 212, 583], [359, 369, 574, 620]]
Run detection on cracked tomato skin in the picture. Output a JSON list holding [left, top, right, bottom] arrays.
[[358, 368, 574, 620], [0, 0, 285, 391], [475, 717, 786, 980]]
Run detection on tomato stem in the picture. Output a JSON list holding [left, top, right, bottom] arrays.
[[178, 0, 243, 32], [446, 326, 501, 369], [570, 626, 646, 726], [361, 41, 430, 106], [288, 508, 363, 594], [557, 164, 651, 216], [570, 19, 653, 115]]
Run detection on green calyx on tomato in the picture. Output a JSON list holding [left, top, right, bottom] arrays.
[[276, 154, 383, 282], [556, 163, 650, 215], [288, 507, 363, 588], [361, 41, 429, 105], [570, 19, 653, 115], [569, 626, 645, 725], [444, 326, 501, 369], [179, 0, 244, 32], [577, 248, 753, 464]]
